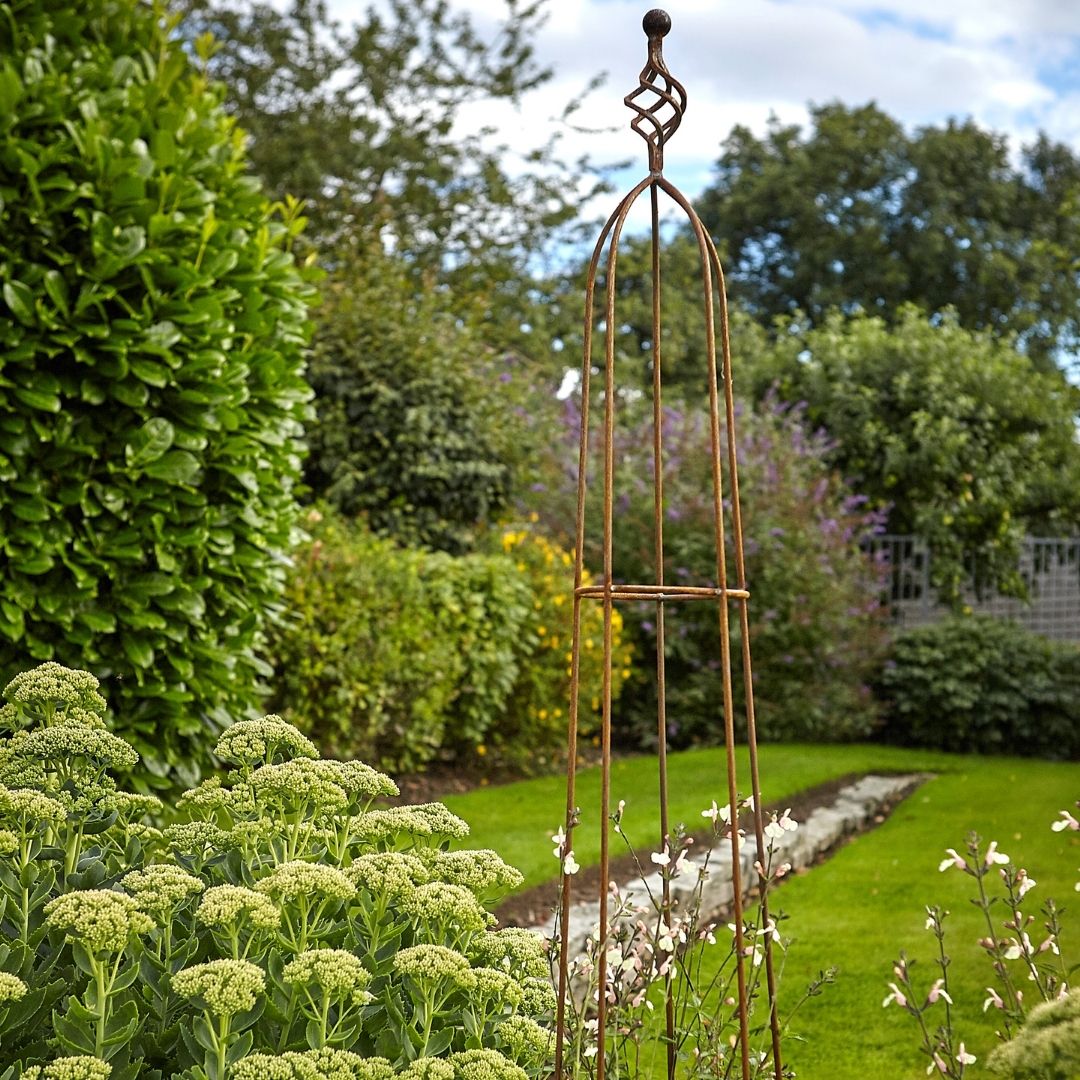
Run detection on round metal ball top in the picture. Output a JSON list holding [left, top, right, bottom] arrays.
[[642, 8, 671, 37]]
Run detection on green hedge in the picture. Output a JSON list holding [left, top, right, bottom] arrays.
[[0, 0, 314, 786], [878, 615, 1080, 758], [269, 514, 630, 774]]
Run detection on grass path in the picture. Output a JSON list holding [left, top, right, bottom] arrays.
[[441, 745, 1079, 1077]]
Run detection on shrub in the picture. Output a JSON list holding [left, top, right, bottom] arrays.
[[269, 513, 628, 774], [0, 0, 315, 786], [0, 662, 548, 1078], [490, 524, 630, 771], [878, 616, 1080, 757], [526, 396, 887, 748], [304, 243, 523, 555]]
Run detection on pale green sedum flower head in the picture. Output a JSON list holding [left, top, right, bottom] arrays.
[[497, 1015, 555, 1066], [448, 1048, 529, 1080], [122, 864, 204, 918], [432, 850, 523, 895], [398, 1060, 455, 1080], [283, 948, 372, 998], [403, 882, 493, 932], [470, 967, 523, 1007], [393, 944, 476, 987], [3, 662, 107, 719], [0, 971, 28, 1003], [215, 714, 319, 768], [255, 860, 355, 903], [347, 852, 429, 899], [468, 929, 549, 981], [197, 884, 280, 931], [520, 976, 557, 1017], [22, 1057, 112, 1080], [172, 958, 266, 1017], [0, 785, 66, 825], [232, 1049, 393, 1080], [20, 726, 138, 771], [44, 890, 154, 955]]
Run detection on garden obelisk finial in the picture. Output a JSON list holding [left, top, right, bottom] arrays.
[[624, 8, 686, 173]]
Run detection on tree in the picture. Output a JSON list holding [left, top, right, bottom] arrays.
[[747, 307, 1080, 601], [696, 103, 1080, 368], [179, 0, 606, 319], [0, 0, 315, 785]]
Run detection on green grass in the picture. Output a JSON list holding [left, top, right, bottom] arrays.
[[441, 745, 1080, 1079], [442, 743, 956, 890]]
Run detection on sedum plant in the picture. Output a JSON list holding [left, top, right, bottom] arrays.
[[0, 662, 549, 1080]]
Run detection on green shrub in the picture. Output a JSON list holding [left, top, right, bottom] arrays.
[[878, 616, 1080, 757], [0, 662, 549, 1078], [269, 512, 531, 774], [528, 397, 888, 748], [0, 0, 315, 786], [304, 243, 523, 554], [269, 514, 629, 775]]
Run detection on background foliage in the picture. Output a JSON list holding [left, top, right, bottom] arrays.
[[877, 615, 1080, 758], [524, 394, 888, 748], [695, 101, 1080, 368], [0, 0, 314, 787], [739, 307, 1080, 602], [269, 513, 629, 773]]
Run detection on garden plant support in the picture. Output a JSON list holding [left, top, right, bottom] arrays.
[[554, 10, 785, 1079]]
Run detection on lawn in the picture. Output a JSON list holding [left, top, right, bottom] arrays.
[[442, 745, 1080, 1079]]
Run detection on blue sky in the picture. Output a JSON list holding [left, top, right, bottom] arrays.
[[418, 0, 1080, 229]]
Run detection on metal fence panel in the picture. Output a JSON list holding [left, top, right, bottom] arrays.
[[867, 535, 1080, 641]]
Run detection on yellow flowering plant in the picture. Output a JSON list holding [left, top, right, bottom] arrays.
[[494, 523, 632, 771]]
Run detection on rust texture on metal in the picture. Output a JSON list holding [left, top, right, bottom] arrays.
[[554, 10, 784, 1080]]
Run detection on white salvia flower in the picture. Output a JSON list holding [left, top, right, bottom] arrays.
[[551, 828, 565, 858], [1003, 940, 1023, 961], [983, 987, 1004, 1011], [1016, 869, 1037, 898], [882, 983, 907, 1008], [984, 841, 1010, 867], [701, 801, 720, 825], [742, 795, 755, 811], [563, 851, 580, 875], [956, 1043, 976, 1065], [927, 978, 952, 1005], [650, 848, 670, 867], [1051, 810, 1079, 832], [939, 848, 966, 872], [764, 809, 796, 841]]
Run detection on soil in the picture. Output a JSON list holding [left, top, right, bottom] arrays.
[[393, 758, 928, 931]]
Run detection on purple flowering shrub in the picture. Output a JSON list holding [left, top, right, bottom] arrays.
[[524, 394, 888, 747]]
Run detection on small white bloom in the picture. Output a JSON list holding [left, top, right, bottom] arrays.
[[551, 828, 566, 858], [939, 848, 966, 873], [956, 1043, 976, 1066], [651, 848, 670, 867], [882, 982, 907, 1008], [927, 978, 952, 1005], [563, 851, 580, 875], [985, 841, 1010, 867], [1051, 810, 1079, 832]]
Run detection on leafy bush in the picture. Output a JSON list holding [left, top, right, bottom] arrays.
[[269, 512, 532, 774], [0, 0, 314, 786], [0, 662, 550, 1079], [270, 514, 628, 774], [878, 616, 1080, 757], [304, 244, 524, 554], [527, 396, 888, 748], [490, 524, 630, 771]]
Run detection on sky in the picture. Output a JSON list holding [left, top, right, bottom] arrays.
[[385, 0, 1080, 230]]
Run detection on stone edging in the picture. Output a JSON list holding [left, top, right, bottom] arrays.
[[538, 772, 930, 954]]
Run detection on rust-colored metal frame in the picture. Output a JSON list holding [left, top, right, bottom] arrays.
[[554, 10, 783, 1080]]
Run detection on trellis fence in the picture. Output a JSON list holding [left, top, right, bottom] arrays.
[[867, 535, 1080, 642]]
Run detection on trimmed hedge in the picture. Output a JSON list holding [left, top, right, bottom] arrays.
[[0, 0, 314, 786], [878, 615, 1080, 758]]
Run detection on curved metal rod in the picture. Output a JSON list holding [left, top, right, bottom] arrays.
[[555, 174, 653, 1080], [658, 175, 784, 1080]]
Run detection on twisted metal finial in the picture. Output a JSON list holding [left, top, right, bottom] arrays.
[[624, 8, 686, 174]]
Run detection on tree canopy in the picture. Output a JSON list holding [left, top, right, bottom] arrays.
[[695, 102, 1080, 369], [746, 307, 1080, 601]]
